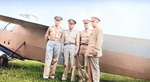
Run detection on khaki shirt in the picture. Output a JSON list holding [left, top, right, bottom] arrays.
[[85, 26, 103, 57], [62, 29, 80, 53], [80, 29, 92, 44], [45, 25, 63, 42]]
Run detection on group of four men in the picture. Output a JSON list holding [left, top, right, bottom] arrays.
[[43, 16, 103, 82]]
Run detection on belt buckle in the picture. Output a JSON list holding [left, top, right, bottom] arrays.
[[69, 42, 72, 45]]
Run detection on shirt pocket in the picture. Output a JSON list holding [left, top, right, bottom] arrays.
[[64, 32, 68, 38], [57, 31, 62, 37], [50, 29, 55, 35], [70, 32, 76, 39], [91, 32, 97, 35], [90, 32, 97, 41]]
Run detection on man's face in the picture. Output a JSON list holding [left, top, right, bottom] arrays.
[[68, 23, 75, 29], [55, 20, 61, 26], [91, 20, 98, 28], [84, 23, 89, 29]]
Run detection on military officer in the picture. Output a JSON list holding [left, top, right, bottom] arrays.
[[43, 16, 63, 79], [85, 17, 103, 82], [61, 19, 80, 81], [77, 19, 92, 82]]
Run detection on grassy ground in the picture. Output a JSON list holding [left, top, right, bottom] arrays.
[[0, 60, 150, 82]]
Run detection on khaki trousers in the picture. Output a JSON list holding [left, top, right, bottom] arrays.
[[62, 44, 76, 81], [77, 45, 88, 81], [43, 40, 61, 78], [87, 57, 100, 82]]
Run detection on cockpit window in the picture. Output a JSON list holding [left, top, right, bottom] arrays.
[[0, 21, 15, 31]]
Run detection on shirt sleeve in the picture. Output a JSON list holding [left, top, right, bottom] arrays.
[[79, 31, 81, 45], [45, 27, 51, 41], [95, 28, 103, 50], [61, 30, 65, 52], [75, 31, 80, 52]]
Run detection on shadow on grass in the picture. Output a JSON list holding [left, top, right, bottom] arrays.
[[100, 80, 114, 82], [7, 61, 80, 82], [54, 72, 80, 82], [4, 60, 149, 82]]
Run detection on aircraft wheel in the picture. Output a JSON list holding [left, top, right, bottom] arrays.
[[0, 54, 8, 68]]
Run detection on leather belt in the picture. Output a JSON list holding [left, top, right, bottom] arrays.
[[81, 43, 88, 45], [64, 43, 75, 45]]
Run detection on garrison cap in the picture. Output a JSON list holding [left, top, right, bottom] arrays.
[[91, 17, 100, 22], [54, 16, 63, 21], [68, 19, 76, 24], [83, 19, 90, 24]]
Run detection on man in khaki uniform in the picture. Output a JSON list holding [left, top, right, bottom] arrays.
[[85, 17, 103, 82], [61, 19, 79, 81], [77, 19, 92, 82], [43, 16, 63, 79]]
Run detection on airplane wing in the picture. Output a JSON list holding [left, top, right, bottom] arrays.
[[0, 14, 49, 28], [0, 14, 49, 62]]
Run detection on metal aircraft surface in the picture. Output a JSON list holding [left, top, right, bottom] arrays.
[[0, 14, 150, 80]]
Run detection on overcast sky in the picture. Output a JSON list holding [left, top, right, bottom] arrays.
[[0, 0, 150, 40]]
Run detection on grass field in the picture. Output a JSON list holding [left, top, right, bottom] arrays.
[[0, 60, 150, 82]]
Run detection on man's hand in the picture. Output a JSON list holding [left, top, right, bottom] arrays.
[[46, 39, 49, 43], [74, 50, 78, 57], [93, 49, 99, 56]]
